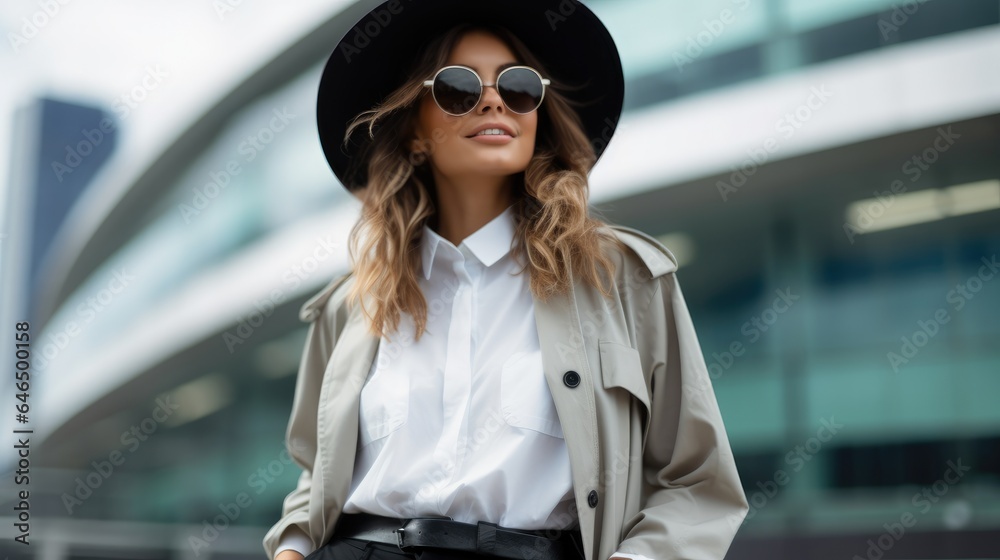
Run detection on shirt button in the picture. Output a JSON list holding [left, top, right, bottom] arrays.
[[563, 371, 581, 388], [588, 490, 599, 508]]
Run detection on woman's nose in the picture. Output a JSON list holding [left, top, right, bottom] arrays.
[[478, 83, 505, 112]]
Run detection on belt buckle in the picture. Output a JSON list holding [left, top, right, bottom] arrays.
[[394, 526, 412, 552]]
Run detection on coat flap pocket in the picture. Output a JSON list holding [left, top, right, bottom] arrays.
[[599, 339, 650, 413]]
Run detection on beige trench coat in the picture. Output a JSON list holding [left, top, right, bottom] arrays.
[[262, 224, 749, 560]]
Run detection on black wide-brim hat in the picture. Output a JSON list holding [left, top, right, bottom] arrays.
[[317, 0, 625, 193]]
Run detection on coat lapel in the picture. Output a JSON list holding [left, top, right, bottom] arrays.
[[533, 283, 600, 559], [317, 297, 381, 545]]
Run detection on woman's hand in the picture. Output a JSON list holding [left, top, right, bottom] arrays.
[[276, 551, 305, 560]]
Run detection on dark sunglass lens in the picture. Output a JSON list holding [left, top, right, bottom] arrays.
[[434, 67, 481, 115], [498, 68, 543, 113]]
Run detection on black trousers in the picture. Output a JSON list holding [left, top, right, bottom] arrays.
[[305, 535, 519, 560]]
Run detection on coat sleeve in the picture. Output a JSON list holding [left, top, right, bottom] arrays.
[[615, 270, 749, 560], [262, 273, 351, 559]]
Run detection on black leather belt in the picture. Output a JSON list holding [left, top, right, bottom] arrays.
[[332, 512, 583, 560]]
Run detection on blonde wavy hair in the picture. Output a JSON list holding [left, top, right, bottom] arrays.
[[342, 21, 628, 342]]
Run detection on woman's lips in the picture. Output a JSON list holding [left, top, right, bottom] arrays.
[[467, 133, 514, 144]]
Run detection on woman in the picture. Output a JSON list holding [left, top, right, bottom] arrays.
[[264, 2, 749, 560]]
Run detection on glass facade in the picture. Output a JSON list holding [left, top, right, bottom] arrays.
[[604, 0, 1000, 109], [39, 63, 341, 367]]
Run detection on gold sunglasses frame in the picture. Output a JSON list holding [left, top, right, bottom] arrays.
[[422, 65, 551, 116]]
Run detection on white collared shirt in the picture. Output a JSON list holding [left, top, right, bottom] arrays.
[[278, 203, 652, 560]]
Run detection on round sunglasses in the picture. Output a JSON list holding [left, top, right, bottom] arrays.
[[422, 65, 551, 116]]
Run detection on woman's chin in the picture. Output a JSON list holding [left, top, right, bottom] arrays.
[[455, 156, 531, 177]]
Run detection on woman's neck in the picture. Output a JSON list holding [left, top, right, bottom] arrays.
[[431, 182, 514, 247]]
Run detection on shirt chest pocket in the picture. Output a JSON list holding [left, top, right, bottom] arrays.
[[499, 349, 565, 439], [358, 359, 410, 447]]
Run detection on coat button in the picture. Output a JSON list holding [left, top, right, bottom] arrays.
[[563, 371, 581, 388], [588, 490, 598, 508]]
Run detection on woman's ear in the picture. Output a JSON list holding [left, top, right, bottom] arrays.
[[408, 137, 430, 166]]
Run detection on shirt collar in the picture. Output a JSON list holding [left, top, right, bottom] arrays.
[[421, 203, 516, 280]]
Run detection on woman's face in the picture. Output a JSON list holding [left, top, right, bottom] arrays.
[[412, 30, 538, 183]]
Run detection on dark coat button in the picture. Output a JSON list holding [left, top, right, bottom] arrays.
[[563, 371, 581, 388], [588, 490, 598, 508]]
